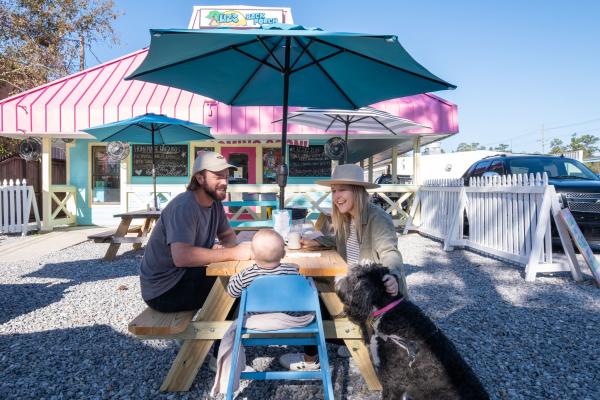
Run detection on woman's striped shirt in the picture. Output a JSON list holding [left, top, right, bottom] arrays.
[[346, 221, 360, 266]]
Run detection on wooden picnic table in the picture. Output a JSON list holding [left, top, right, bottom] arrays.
[[95, 210, 161, 261], [159, 248, 382, 392]]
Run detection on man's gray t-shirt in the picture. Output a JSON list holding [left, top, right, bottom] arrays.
[[140, 190, 230, 301]]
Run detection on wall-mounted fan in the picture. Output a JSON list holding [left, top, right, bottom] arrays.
[[19, 138, 42, 162], [106, 141, 130, 161], [324, 137, 346, 160]]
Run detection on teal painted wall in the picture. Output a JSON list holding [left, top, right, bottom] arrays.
[[68, 139, 334, 224], [70, 140, 93, 225]]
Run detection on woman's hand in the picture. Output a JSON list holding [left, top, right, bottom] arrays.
[[300, 239, 319, 248], [382, 274, 399, 296]]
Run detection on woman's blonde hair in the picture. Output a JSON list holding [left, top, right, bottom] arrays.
[[331, 185, 370, 240]]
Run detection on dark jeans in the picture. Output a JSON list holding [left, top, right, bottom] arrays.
[[145, 268, 238, 357], [145, 267, 216, 312]]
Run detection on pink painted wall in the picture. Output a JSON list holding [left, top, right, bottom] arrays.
[[0, 49, 458, 137]]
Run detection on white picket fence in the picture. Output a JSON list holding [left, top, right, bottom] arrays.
[[0, 179, 41, 235], [405, 174, 583, 282]]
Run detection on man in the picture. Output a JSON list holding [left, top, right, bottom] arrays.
[[140, 151, 253, 312]]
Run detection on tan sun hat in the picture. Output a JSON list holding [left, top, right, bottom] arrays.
[[316, 164, 380, 189], [193, 151, 237, 174]]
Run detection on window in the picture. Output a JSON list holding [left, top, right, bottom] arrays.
[[262, 147, 281, 184], [91, 146, 120, 203], [488, 160, 506, 174], [472, 160, 492, 177], [227, 153, 249, 184]]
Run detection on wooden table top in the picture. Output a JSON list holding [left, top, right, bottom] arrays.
[[206, 248, 347, 277], [114, 210, 162, 219]]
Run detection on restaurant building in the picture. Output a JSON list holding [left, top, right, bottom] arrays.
[[0, 5, 458, 228]]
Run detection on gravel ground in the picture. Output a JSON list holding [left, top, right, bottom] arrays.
[[1, 233, 599, 399]]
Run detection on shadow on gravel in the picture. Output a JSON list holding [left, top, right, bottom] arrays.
[[0, 283, 70, 324], [236, 349, 357, 400], [0, 325, 179, 399], [23, 254, 140, 284], [399, 236, 600, 399]]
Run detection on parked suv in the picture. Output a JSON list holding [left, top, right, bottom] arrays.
[[461, 154, 600, 245], [371, 174, 412, 209]]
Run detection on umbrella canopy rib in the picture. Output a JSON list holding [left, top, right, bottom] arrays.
[[256, 36, 285, 71], [310, 37, 457, 89], [128, 37, 260, 79], [100, 124, 138, 142], [230, 37, 285, 104], [293, 37, 357, 109], [289, 38, 314, 70]]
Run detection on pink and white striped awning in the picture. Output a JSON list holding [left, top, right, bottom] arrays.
[[0, 49, 458, 140]]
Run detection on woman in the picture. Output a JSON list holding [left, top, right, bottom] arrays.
[[279, 164, 408, 371]]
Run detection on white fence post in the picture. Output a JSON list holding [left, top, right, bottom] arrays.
[[0, 179, 41, 235]]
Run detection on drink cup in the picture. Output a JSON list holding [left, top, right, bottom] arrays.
[[287, 232, 302, 250]]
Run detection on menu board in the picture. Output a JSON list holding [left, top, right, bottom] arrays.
[[132, 145, 188, 177], [289, 145, 331, 177]]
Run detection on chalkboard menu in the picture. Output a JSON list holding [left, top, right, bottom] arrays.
[[132, 145, 188, 177], [289, 145, 331, 177]]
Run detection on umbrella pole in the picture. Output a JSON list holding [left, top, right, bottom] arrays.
[[151, 125, 158, 210], [343, 122, 350, 164], [277, 37, 292, 211]]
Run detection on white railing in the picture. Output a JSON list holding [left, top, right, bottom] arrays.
[[0, 179, 41, 235], [50, 185, 77, 227], [125, 183, 418, 224], [405, 174, 584, 282]]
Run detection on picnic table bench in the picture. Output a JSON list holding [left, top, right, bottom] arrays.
[[88, 210, 161, 261]]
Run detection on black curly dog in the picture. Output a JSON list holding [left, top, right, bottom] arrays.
[[336, 262, 490, 400]]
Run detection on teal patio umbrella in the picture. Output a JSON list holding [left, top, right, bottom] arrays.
[[126, 24, 455, 209], [84, 113, 213, 210]]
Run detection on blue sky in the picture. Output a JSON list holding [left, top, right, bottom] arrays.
[[90, 0, 600, 153]]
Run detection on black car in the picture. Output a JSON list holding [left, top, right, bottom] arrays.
[[461, 154, 600, 245], [371, 174, 412, 209]]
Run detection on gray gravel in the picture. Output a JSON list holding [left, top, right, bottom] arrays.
[[1, 233, 599, 399]]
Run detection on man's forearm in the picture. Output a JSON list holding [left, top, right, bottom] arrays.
[[219, 228, 239, 248], [172, 244, 240, 267]]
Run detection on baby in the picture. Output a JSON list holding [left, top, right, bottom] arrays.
[[212, 230, 313, 396], [227, 229, 299, 298]]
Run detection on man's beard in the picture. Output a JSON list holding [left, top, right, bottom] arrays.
[[202, 181, 227, 201]]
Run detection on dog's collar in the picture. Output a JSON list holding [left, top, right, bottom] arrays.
[[371, 297, 404, 317]]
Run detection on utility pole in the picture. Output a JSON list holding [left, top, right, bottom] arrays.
[[538, 124, 546, 154], [79, 35, 85, 71]]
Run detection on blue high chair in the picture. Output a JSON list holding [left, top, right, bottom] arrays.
[[226, 275, 334, 399]]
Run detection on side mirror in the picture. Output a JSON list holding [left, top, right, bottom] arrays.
[[482, 171, 500, 178]]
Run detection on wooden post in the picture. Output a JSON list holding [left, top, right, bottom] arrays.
[[413, 137, 421, 185], [41, 137, 52, 231], [391, 145, 398, 184], [368, 156, 373, 183], [120, 154, 129, 213]]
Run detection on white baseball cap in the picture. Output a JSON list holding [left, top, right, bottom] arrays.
[[192, 151, 237, 174]]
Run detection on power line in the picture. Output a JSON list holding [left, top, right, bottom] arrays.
[[479, 116, 600, 148]]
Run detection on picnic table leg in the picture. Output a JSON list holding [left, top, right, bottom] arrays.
[[160, 277, 235, 392], [316, 279, 382, 391], [104, 217, 132, 261], [133, 217, 154, 251]]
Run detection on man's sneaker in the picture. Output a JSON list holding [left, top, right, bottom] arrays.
[[279, 353, 320, 371]]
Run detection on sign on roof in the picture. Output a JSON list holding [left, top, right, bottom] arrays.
[[189, 5, 293, 29]]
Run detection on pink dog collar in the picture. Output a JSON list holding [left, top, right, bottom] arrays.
[[371, 297, 404, 318]]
